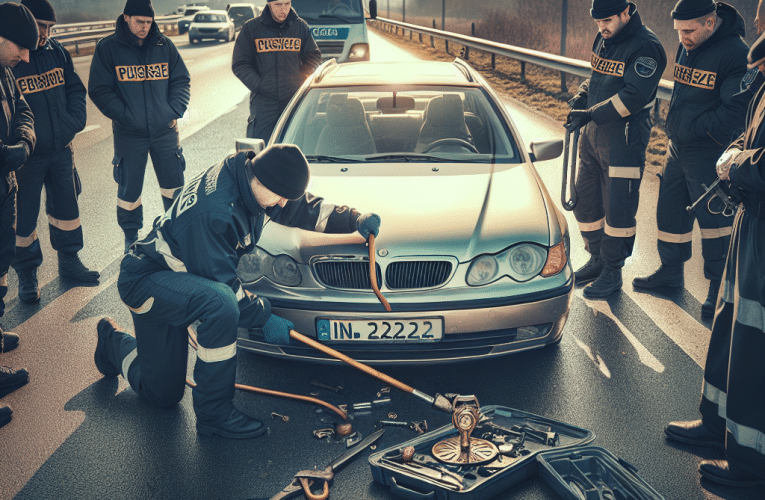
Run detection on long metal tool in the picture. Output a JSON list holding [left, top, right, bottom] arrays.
[[561, 127, 580, 211], [270, 428, 386, 500]]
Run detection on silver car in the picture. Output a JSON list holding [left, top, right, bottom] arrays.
[[236, 59, 572, 364], [188, 11, 235, 43]]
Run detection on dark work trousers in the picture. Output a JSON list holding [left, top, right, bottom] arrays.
[[699, 207, 765, 479], [12, 145, 83, 271], [112, 124, 185, 234], [656, 141, 732, 281], [246, 94, 289, 142], [115, 251, 256, 422], [573, 112, 651, 268], [0, 173, 16, 318]]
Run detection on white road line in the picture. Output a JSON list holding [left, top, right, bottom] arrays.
[[76, 124, 101, 135], [571, 333, 612, 378]]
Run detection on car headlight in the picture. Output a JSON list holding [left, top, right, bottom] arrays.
[[466, 243, 548, 286], [348, 43, 369, 61], [237, 247, 302, 286]]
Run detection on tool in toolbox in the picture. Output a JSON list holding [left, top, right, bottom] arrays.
[[270, 428, 386, 500], [431, 395, 499, 465]]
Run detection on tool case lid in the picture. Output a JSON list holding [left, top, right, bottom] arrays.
[[537, 445, 665, 500]]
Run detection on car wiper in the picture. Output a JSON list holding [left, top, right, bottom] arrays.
[[304, 155, 362, 163], [365, 154, 443, 162]]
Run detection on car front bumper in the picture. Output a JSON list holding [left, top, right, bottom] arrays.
[[237, 279, 573, 365]]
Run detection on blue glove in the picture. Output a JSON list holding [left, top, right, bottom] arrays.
[[564, 109, 591, 132], [261, 314, 294, 346], [356, 213, 381, 239]]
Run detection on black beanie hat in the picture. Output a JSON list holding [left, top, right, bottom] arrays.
[[20, 0, 56, 23], [0, 3, 39, 51], [591, 0, 629, 19], [748, 31, 765, 69], [123, 0, 155, 17], [671, 0, 716, 21], [252, 144, 310, 200]]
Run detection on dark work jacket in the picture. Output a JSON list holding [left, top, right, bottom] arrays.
[[88, 18, 190, 138], [579, 4, 667, 127], [12, 38, 86, 156], [1, 66, 36, 179], [666, 3, 757, 149], [728, 83, 765, 199], [134, 152, 361, 326], [232, 5, 322, 102]]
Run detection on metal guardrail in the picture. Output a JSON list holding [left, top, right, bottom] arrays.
[[371, 17, 674, 103], [51, 15, 182, 54]]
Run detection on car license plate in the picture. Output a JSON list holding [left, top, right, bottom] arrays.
[[316, 318, 443, 343]]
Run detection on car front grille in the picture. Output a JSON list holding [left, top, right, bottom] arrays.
[[313, 260, 452, 290], [198, 28, 221, 33], [317, 41, 344, 55]]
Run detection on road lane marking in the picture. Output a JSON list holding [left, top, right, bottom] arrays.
[[571, 333, 612, 378]]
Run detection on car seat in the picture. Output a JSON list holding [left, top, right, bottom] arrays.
[[414, 94, 474, 153], [315, 94, 377, 155]]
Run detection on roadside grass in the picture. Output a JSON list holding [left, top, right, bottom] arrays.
[[369, 22, 668, 174]]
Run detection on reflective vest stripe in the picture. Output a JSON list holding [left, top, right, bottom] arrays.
[[578, 217, 606, 233], [609, 166, 641, 179], [16, 230, 38, 248], [700, 227, 732, 239], [737, 296, 765, 332], [703, 380, 727, 420], [605, 223, 636, 238], [658, 229, 693, 244], [315, 202, 335, 233], [117, 197, 142, 211], [160, 186, 181, 200], [48, 215, 81, 232], [197, 341, 237, 363], [153, 230, 188, 273], [610, 94, 630, 118], [122, 348, 138, 379], [728, 419, 765, 455]]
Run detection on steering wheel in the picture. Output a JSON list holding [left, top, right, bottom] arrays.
[[421, 138, 479, 154]]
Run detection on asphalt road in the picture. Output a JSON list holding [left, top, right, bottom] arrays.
[[0, 30, 759, 500]]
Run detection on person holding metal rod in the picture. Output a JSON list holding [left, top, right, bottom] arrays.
[[93, 144, 380, 439], [632, 0, 759, 320], [564, 0, 666, 299], [663, 32, 765, 489]]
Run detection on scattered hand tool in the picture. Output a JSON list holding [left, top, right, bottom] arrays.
[[270, 428, 385, 500], [380, 457, 464, 491]]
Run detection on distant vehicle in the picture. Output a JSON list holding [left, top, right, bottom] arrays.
[[226, 3, 259, 31], [234, 59, 572, 365], [188, 10, 235, 44], [292, 0, 376, 62], [177, 5, 210, 34]]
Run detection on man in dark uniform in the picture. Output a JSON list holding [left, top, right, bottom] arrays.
[[94, 144, 381, 439], [565, 0, 667, 299], [232, 0, 322, 142], [0, 1, 36, 432], [89, 0, 191, 252], [633, 0, 758, 320], [11, 0, 99, 304], [663, 33, 765, 489]]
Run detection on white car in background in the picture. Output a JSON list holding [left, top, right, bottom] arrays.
[[177, 5, 210, 34], [188, 10, 235, 44]]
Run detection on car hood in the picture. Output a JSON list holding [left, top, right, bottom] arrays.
[[190, 22, 228, 28], [259, 162, 551, 263]]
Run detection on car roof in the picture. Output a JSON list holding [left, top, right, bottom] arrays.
[[310, 60, 482, 88], [227, 3, 255, 7], [195, 10, 228, 15]]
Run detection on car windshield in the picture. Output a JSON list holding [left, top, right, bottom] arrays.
[[186, 8, 205, 16], [279, 87, 520, 163], [195, 13, 226, 22], [228, 6, 254, 19], [292, 0, 364, 24]]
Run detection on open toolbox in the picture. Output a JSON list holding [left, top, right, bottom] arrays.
[[369, 405, 596, 499], [538, 446, 664, 500]]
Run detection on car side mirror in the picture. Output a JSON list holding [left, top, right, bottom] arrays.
[[236, 138, 266, 154], [529, 139, 563, 163], [369, 0, 377, 19]]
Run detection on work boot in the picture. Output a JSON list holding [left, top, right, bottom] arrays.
[[583, 265, 622, 299], [16, 267, 40, 303], [701, 280, 721, 319], [0, 406, 11, 429], [574, 254, 605, 285], [196, 408, 267, 439], [94, 318, 121, 378], [632, 264, 684, 290], [58, 252, 100, 284], [124, 230, 138, 254], [699, 460, 765, 487], [664, 419, 724, 451], [0, 325, 19, 353], [0, 365, 29, 396]]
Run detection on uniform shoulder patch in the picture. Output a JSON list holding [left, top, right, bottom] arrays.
[[634, 57, 658, 78], [741, 68, 760, 93]]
